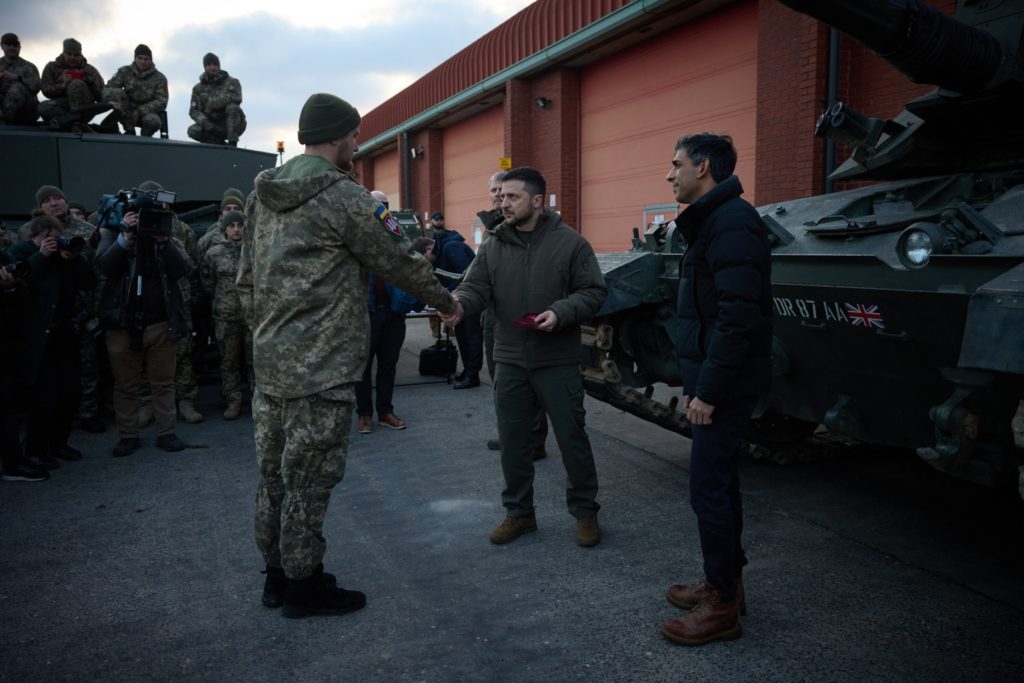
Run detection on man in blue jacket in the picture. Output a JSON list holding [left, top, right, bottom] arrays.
[[659, 133, 772, 646], [430, 212, 483, 389]]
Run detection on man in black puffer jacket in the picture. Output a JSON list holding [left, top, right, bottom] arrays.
[[659, 133, 772, 647]]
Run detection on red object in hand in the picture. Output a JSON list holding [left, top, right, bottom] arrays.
[[513, 313, 539, 329], [66, 70, 84, 80]]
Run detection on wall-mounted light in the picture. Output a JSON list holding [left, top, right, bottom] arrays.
[[410, 146, 425, 159], [534, 97, 551, 109]]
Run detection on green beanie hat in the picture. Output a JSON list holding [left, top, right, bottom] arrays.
[[221, 189, 244, 210], [35, 184, 65, 206], [222, 210, 245, 226], [297, 93, 360, 145], [203, 52, 219, 67], [63, 38, 82, 53]]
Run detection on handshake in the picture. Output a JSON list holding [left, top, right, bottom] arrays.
[[439, 298, 465, 327], [438, 296, 559, 332]]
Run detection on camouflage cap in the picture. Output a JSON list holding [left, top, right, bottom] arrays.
[[35, 184, 65, 206], [63, 38, 82, 53], [297, 93, 360, 145]]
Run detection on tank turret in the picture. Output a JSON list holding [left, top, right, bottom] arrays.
[[582, 0, 1024, 498], [781, 0, 1024, 179]]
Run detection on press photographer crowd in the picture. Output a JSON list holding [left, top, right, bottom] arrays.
[[0, 183, 253, 481]]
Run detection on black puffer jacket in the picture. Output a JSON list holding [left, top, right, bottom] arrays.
[[675, 175, 772, 405]]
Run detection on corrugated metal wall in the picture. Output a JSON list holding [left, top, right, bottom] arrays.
[[360, 0, 634, 140]]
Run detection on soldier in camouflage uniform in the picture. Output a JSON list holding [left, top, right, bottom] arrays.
[[196, 189, 245, 265], [38, 38, 108, 131], [187, 53, 245, 146], [99, 44, 167, 137], [21, 185, 106, 433], [238, 93, 458, 618], [201, 210, 252, 420], [0, 33, 40, 125]]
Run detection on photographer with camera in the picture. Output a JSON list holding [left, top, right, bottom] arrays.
[[7, 213, 95, 471], [96, 190, 193, 457]]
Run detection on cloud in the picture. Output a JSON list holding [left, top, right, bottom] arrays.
[[11, 0, 533, 158]]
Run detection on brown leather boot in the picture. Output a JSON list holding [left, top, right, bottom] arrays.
[[575, 515, 600, 547], [178, 400, 203, 424], [667, 577, 746, 615], [489, 514, 537, 544], [661, 587, 742, 646]]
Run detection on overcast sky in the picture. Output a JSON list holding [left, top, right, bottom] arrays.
[[6, 0, 535, 157]]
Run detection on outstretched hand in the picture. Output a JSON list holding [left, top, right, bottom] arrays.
[[440, 299, 465, 327]]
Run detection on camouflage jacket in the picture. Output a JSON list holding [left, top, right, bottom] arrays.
[[102, 63, 168, 116], [171, 217, 197, 307], [0, 55, 41, 95], [189, 71, 242, 127], [40, 55, 104, 101], [196, 217, 229, 268], [238, 154, 456, 399], [200, 238, 243, 321]]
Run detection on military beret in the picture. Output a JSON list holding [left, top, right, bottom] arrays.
[[35, 185, 65, 206], [297, 93, 361, 146], [135, 44, 152, 58], [1, 33, 19, 46], [63, 38, 82, 53], [203, 52, 219, 67], [222, 210, 245, 226]]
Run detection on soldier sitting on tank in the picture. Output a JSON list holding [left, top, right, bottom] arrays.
[[187, 53, 245, 146], [38, 38, 109, 132], [0, 33, 40, 126], [99, 44, 168, 137], [200, 210, 253, 420]]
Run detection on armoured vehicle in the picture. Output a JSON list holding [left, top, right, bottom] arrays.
[[582, 0, 1024, 497], [0, 128, 276, 236]]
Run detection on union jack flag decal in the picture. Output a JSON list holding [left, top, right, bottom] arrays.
[[844, 303, 885, 330]]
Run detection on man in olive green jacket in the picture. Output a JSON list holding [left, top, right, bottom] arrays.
[[100, 44, 168, 136], [238, 92, 457, 619], [451, 167, 608, 547]]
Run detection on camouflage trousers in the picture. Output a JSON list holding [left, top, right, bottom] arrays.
[[215, 319, 253, 403], [78, 334, 101, 419], [187, 104, 246, 144], [253, 385, 353, 579], [99, 95, 162, 136], [1, 81, 38, 125], [38, 80, 95, 121]]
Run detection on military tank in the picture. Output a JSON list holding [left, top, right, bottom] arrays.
[[582, 0, 1024, 495], [0, 127, 276, 235]]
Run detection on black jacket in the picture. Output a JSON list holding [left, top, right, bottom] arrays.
[[96, 232, 193, 341], [6, 241, 95, 384], [675, 176, 772, 405], [433, 229, 475, 292]]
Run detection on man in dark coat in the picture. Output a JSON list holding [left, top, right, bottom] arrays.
[[430, 212, 483, 389], [659, 133, 772, 647]]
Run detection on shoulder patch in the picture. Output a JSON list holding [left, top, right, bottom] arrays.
[[374, 204, 403, 238]]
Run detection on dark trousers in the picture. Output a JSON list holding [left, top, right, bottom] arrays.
[[454, 311, 483, 377], [494, 362, 599, 518], [355, 308, 406, 417], [484, 307, 547, 450], [26, 329, 81, 457], [688, 398, 756, 602], [0, 377, 25, 472]]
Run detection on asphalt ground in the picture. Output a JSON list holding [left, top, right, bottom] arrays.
[[1, 318, 1022, 682]]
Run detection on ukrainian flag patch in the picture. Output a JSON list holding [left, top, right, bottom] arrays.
[[374, 204, 403, 238]]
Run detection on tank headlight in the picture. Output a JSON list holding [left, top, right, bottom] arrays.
[[896, 222, 949, 269]]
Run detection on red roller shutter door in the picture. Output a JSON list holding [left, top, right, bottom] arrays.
[[441, 105, 504, 247], [580, 0, 758, 253], [373, 148, 401, 209]]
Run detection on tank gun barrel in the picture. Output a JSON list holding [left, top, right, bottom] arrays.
[[778, 0, 1003, 94]]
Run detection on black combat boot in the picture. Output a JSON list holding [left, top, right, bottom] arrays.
[[262, 563, 338, 608], [281, 565, 365, 618]]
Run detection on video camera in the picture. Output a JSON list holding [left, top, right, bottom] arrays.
[[96, 187, 177, 238], [54, 234, 86, 255]]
